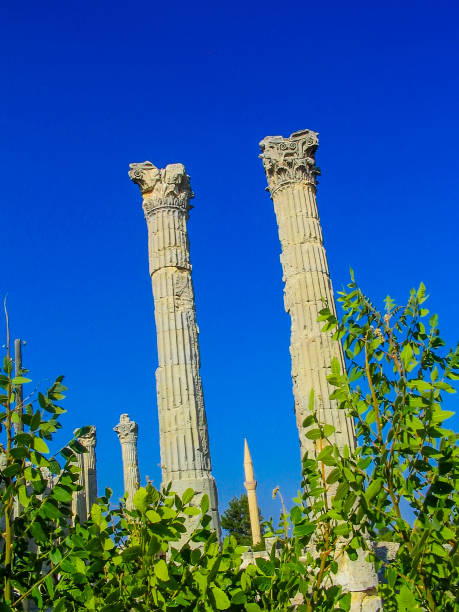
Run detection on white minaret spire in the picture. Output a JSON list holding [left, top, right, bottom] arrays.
[[243, 438, 262, 546]]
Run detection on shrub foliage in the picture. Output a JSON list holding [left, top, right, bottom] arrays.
[[0, 277, 457, 610]]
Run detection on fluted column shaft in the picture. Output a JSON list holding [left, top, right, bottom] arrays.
[[114, 414, 140, 509], [129, 162, 220, 535], [80, 426, 97, 517], [71, 426, 97, 522], [71, 450, 87, 522], [260, 130, 355, 458]]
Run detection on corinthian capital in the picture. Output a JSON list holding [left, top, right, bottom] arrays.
[[77, 425, 96, 449], [259, 129, 320, 194], [129, 161, 194, 217], [114, 413, 138, 444]]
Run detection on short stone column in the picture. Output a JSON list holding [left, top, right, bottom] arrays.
[[79, 426, 97, 517], [114, 414, 140, 509], [243, 439, 262, 546], [129, 161, 220, 537], [72, 430, 87, 523], [259, 130, 355, 459]]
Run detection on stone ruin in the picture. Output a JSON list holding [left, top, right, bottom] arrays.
[[70, 130, 382, 611]]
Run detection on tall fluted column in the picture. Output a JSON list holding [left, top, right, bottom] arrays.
[[243, 439, 262, 546], [259, 130, 355, 459], [129, 161, 220, 535], [79, 426, 97, 517], [114, 414, 140, 509]]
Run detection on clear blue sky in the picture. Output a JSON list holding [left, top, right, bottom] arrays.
[[1, 0, 458, 521]]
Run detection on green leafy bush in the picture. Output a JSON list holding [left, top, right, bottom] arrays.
[[0, 276, 457, 610]]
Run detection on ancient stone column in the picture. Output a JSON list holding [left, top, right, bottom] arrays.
[[128, 161, 220, 535], [259, 130, 355, 459], [243, 439, 262, 547], [79, 426, 97, 517], [114, 413, 140, 509], [72, 429, 87, 522]]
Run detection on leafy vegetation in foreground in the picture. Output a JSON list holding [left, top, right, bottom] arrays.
[[0, 277, 457, 610]]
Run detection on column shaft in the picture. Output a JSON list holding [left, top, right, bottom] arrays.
[[129, 162, 220, 535], [260, 130, 355, 458], [79, 426, 97, 517], [114, 413, 141, 509]]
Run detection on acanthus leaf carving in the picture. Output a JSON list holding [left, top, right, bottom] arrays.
[[259, 129, 321, 194], [77, 425, 96, 449], [129, 161, 194, 218], [114, 413, 138, 444]]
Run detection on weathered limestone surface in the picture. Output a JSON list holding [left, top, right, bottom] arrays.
[[259, 130, 355, 457], [260, 130, 379, 608], [243, 439, 261, 546], [129, 161, 220, 536], [80, 426, 98, 517], [72, 426, 97, 522], [114, 413, 140, 509]]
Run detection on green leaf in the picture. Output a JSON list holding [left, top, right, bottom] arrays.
[[293, 523, 315, 537], [302, 415, 315, 428], [91, 503, 103, 526], [182, 487, 194, 504], [103, 537, 114, 550], [334, 523, 350, 536], [308, 389, 315, 411], [30, 521, 47, 542], [133, 487, 148, 512], [74, 557, 86, 574], [322, 424, 335, 437], [305, 428, 322, 440], [184, 506, 201, 516], [245, 604, 262, 612], [41, 501, 61, 520], [211, 587, 231, 610], [18, 484, 30, 507], [231, 590, 246, 605], [52, 485, 72, 503], [154, 558, 169, 581], [32, 437, 49, 454], [122, 545, 142, 562], [146, 509, 161, 523], [400, 344, 414, 370], [2, 463, 21, 477], [290, 505, 302, 525], [396, 584, 422, 611], [255, 557, 274, 575], [200, 494, 209, 514], [11, 376, 31, 385], [364, 479, 383, 502], [326, 468, 340, 484]]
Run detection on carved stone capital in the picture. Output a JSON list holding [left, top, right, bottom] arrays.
[[114, 413, 138, 444], [129, 161, 194, 217], [77, 425, 96, 449], [259, 129, 321, 194]]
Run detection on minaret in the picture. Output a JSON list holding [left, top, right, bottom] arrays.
[[79, 426, 97, 517], [259, 130, 355, 459], [243, 439, 262, 547], [129, 161, 220, 535], [114, 414, 140, 509]]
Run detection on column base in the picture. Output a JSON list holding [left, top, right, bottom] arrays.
[[162, 475, 221, 542]]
